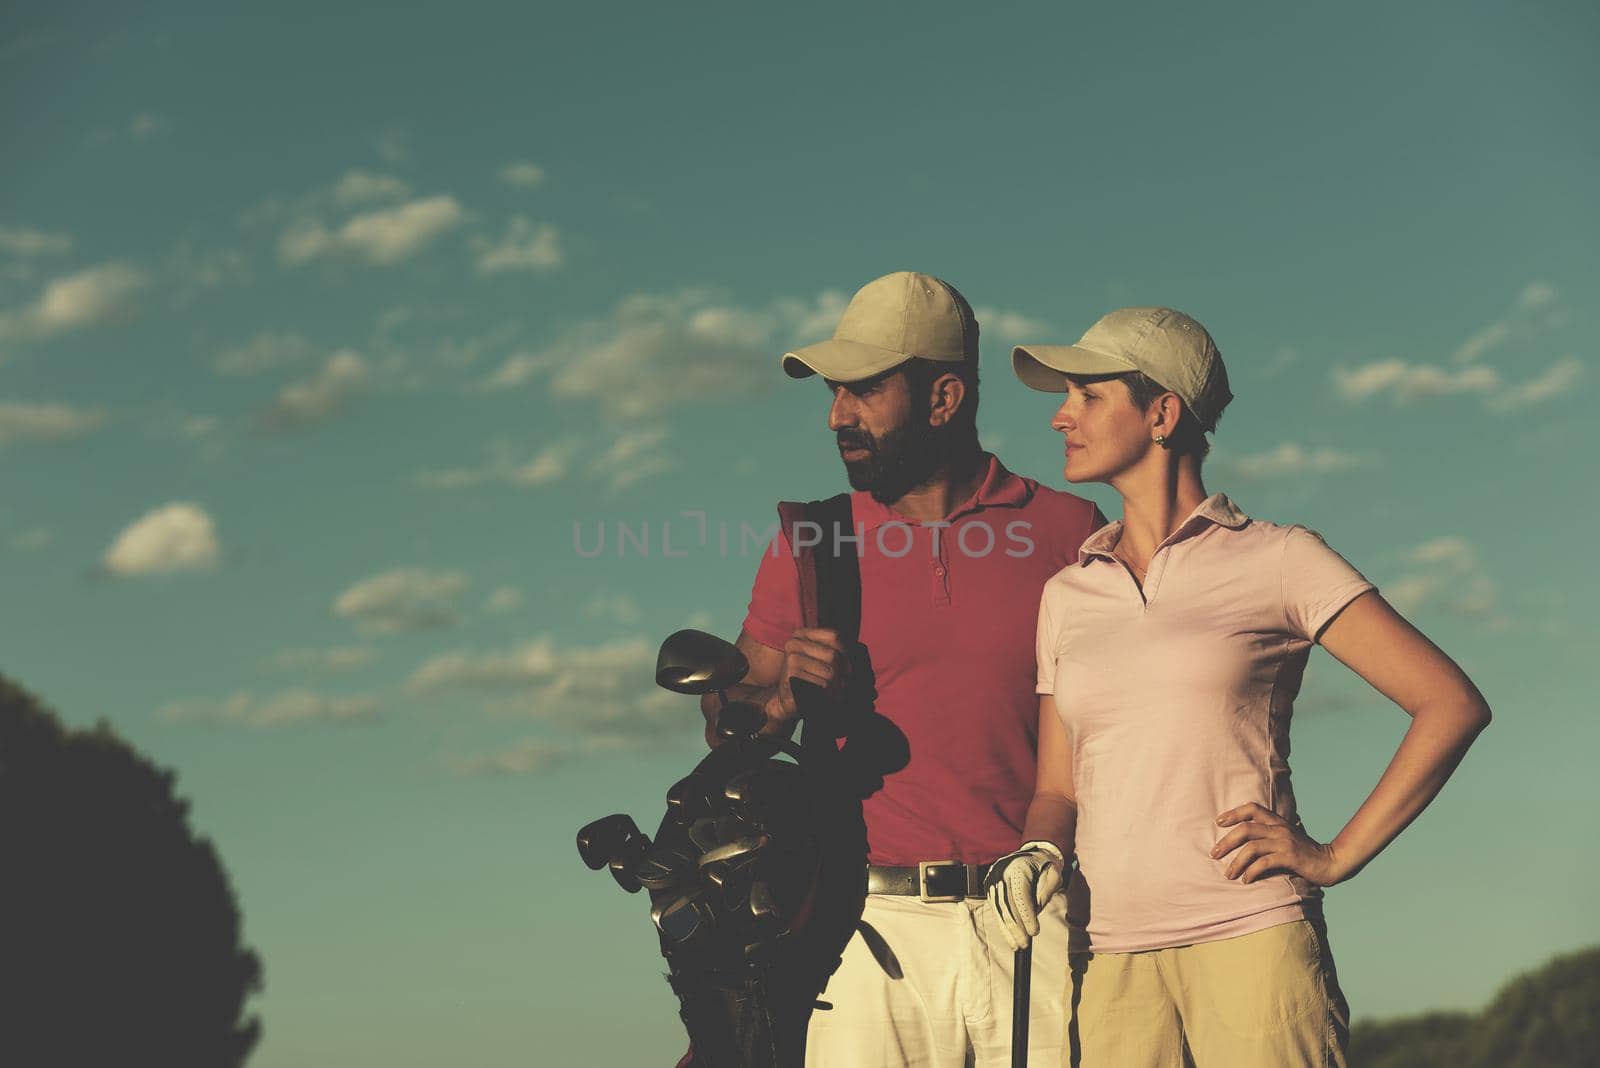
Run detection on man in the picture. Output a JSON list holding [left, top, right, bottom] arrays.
[[704, 271, 1103, 1066]]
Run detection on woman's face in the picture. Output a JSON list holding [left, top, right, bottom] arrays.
[[1049, 375, 1153, 483]]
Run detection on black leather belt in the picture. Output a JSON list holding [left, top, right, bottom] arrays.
[[866, 860, 993, 902]]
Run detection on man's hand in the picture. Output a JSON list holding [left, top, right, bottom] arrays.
[[984, 841, 1066, 951], [1211, 803, 1349, 887], [761, 627, 849, 735]]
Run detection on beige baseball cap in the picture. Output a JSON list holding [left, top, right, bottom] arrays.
[[1012, 306, 1233, 431], [782, 271, 978, 382]]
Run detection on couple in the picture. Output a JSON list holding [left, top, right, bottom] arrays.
[[706, 271, 1490, 1067]]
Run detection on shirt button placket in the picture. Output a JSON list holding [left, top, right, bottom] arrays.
[[931, 526, 952, 607]]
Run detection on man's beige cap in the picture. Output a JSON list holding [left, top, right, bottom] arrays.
[[1012, 306, 1233, 431], [782, 271, 978, 382]]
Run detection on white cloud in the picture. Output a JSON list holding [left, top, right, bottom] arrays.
[[485, 586, 524, 613], [1334, 360, 1498, 402], [6, 527, 53, 551], [475, 351, 553, 391], [279, 195, 465, 266], [406, 635, 691, 735], [0, 402, 105, 447], [0, 262, 147, 341], [333, 169, 410, 206], [533, 289, 845, 420], [589, 426, 673, 492], [102, 502, 220, 577], [274, 645, 376, 672], [584, 592, 641, 625], [1489, 358, 1583, 411], [129, 112, 169, 139], [1404, 537, 1475, 570], [974, 306, 1052, 341], [415, 437, 577, 490], [497, 161, 546, 189], [214, 330, 312, 376], [445, 733, 640, 776], [375, 126, 411, 165], [1515, 281, 1556, 312], [1224, 443, 1366, 480], [159, 689, 379, 728], [0, 226, 71, 257], [474, 217, 562, 273], [334, 567, 466, 633], [261, 349, 368, 429], [1454, 280, 1561, 363], [178, 414, 219, 440], [447, 737, 569, 775], [1383, 537, 1499, 623]]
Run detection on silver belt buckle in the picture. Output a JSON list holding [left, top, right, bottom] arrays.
[[917, 859, 965, 903]]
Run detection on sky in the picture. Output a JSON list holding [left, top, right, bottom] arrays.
[[2, 2, 1597, 1064]]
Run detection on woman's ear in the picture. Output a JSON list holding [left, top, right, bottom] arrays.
[[1154, 392, 1183, 436]]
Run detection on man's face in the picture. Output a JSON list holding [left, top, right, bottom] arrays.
[[824, 368, 943, 504]]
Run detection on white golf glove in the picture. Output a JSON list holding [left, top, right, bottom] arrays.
[[984, 840, 1066, 951]]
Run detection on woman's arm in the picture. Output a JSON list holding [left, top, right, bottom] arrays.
[[1213, 590, 1491, 885], [1022, 693, 1079, 861]]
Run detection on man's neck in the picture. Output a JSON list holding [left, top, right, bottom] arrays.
[[885, 449, 988, 521]]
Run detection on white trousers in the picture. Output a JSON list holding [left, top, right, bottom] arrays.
[[805, 893, 1069, 1067]]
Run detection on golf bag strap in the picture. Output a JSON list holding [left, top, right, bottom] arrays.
[[776, 493, 860, 641]]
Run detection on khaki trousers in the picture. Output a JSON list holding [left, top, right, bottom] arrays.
[[804, 893, 1069, 1067], [1067, 917, 1350, 1068]]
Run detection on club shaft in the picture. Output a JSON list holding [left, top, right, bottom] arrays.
[[1012, 943, 1031, 1066]]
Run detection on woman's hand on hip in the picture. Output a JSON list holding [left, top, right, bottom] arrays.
[[1211, 803, 1351, 887]]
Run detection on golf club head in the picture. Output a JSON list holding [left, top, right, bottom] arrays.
[[714, 700, 766, 744], [635, 841, 697, 891], [697, 833, 770, 868], [664, 774, 719, 821], [687, 817, 722, 854], [704, 854, 760, 905], [748, 880, 782, 925], [651, 889, 714, 946], [655, 630, 748, 695], [575, 813, 645, 871], [608, 856, 643, 894]]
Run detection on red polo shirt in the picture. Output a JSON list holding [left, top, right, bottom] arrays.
[[742, 454, 1103, 866]]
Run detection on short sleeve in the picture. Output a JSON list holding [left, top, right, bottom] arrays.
[[742, 529, 802, 651], [1035, 585, 1059, 695], [1282, 526, 1376, 642]]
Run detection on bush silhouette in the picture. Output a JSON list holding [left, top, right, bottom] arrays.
[[1352, 946, 1600, 1068], [0, 675, 263, 1067]]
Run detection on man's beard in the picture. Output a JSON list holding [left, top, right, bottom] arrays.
[[837, 418, 949, 504]]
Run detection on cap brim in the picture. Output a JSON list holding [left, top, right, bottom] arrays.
[[1011, 344, 1138, 392], [782, 337, 916, 382]]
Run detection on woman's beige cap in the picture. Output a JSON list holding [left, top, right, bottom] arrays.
[[782, 271, 978, 382], [1012, 306, 1233, 430]]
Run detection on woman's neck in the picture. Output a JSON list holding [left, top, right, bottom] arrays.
[[1110, 460, 1208, 564]]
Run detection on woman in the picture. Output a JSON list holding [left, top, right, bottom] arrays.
[[983, 307, 1491, 1067]]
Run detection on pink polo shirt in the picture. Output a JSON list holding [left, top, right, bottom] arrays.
[[743, 454, 1104, 866], [1037, 494, 1375, 953]]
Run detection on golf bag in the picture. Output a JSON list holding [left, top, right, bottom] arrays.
[[666, 493, 867, 1067], [576, 495, 867, 1068]]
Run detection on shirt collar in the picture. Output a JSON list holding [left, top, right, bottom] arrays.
[[853, 452, 1035, 530], [1077, 492, 1249, 565]]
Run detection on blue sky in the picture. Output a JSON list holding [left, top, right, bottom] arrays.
[[3, 2, 1597, 1064]]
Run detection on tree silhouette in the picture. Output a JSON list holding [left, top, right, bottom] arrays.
[[1352, 946, 1600, 1068], [0, 675, 263, 1067]]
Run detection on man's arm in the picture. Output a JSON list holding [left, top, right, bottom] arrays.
[[698, 627, 849, 746]]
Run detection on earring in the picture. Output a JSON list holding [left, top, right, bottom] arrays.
[[1154, 433, 1168, 446]]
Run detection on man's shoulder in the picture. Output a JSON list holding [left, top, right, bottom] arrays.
[[1004, 470, 1101, 526]]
